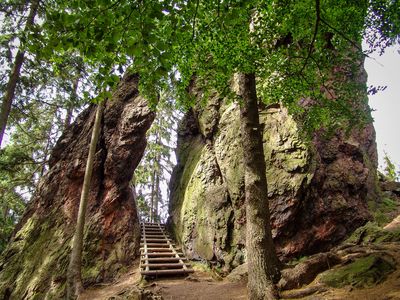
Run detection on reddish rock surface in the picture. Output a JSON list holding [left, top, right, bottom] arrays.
[[275, 125, 378, 257], [0, 74, 155, 299]]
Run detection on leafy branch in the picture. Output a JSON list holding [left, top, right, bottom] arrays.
[[300, 0, 320, 74]]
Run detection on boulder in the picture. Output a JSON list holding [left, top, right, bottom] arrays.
[[169, 89, 378, 270], [0, 74, 155, 299]]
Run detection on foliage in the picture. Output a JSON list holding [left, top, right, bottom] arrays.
[[365, 0, 400, 55], [0, 1, 89, 252], [35, 0, 400, 129], [0, 102, 59, 252], [172, 0, 385, 136], [42, 0, 176, 103], [0, 145, 28, 252], [382, 150, 399, 181]]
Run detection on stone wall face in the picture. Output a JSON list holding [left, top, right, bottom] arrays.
[[0, 74, 155, 299], [169, 89, 378, 271]]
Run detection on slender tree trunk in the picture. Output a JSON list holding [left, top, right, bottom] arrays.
[[153, 133, 161, 222], [0, 0, 39, 148], [154, 169, 160, 222], [238, 73, 281, 300], [149, 169, 156, 222], [66, 102, 104, 299]]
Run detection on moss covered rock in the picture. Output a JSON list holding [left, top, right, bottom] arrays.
[[346, 222, 400, 244], [0, 74, 154, 299], [321, 254, 395, 288]]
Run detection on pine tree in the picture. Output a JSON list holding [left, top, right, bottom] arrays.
[[0, 0, 39, 147]]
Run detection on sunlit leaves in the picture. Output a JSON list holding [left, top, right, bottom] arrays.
[[42, 0, 176, 104]]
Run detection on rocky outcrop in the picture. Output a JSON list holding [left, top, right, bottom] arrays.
[[169, 86, 378, 271], [0, 74, 155, 299]]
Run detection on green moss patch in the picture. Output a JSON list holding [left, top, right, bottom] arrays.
[[346, 222, 400, 244], [321, 255, 395, 288], [369, 197, 399, 226]]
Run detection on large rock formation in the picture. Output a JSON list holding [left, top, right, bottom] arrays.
[[0, 74, 155, 299], [169, 84, 378, 271]]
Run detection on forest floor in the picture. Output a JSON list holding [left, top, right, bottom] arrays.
[[280, 242, 400, 300], [144, 270, 247, 300], [78, 263, 141, 300], [78, 244, 400, 300], [79, 263, 247, 300], [79, 198, 400, 300]]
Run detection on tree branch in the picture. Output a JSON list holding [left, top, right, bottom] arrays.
[[192, 0, 200, 41], [320, 17, 363, 53], [300, 0, 320, 74]]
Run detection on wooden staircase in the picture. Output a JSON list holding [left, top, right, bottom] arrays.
[[140, 222, 194, 277]]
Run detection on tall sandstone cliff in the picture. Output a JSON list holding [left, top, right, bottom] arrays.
[[169, 82, 378, 272], [0, 74, 155, 299]]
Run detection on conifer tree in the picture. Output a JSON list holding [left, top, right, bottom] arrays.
[[135, 92, 179, 223], [0, 0, 39, 147]]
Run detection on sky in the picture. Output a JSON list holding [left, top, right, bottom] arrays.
[[364, 45, 400, 173]]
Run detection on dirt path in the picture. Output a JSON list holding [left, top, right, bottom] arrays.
[[146, 271, 247, 300], [78, 264, 141, 300], [79, 262, 247, 300]]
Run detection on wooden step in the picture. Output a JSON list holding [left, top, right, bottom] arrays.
[[143, 235, 167, 239], [142, 225, 163, 228], [142, 226, 165, 230], [141, 263, 190, 268], [144, 252, 182, 257], [142, 223, 165, 226], [142, 247, 174, 252], [140, 269, 194, 276], [142, 238, 171, 243], [142, 257, 187, 262], [140, 243, 170, 247]]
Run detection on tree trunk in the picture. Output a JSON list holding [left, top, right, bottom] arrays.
[[66, 101, 104, 299], [64, 108, 74, 131], [238, 73, 281, 300], [154, 133, 161, 222], [149, 169, 156, 222], [0, 0, 39, 147], [154, 168, 160, 222]]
